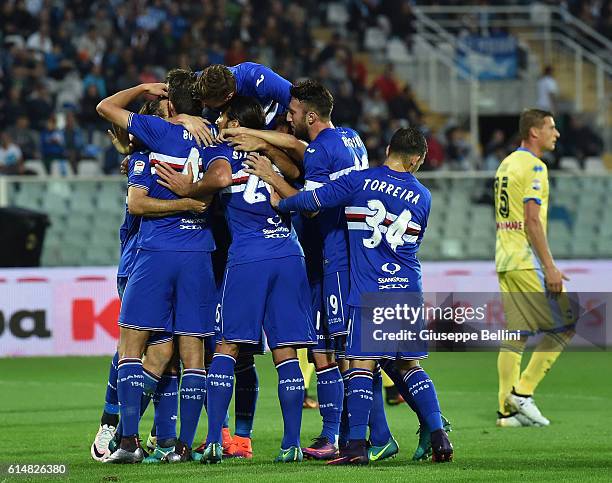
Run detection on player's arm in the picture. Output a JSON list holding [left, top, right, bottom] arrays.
[[276, 172, 358, 212], [524, 201, 568, 294], [169, 114, 216, 146], [243, 153, 298, 199], [107, 124, 133, 155], [219, 127, 307, 161], [156, 158, 232, 198], [96, 83, 168, 130], [231, 135, 301, 180], [127, 186, 207, 217]]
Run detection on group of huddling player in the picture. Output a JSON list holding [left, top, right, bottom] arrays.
[[89, 61, 453, 466]]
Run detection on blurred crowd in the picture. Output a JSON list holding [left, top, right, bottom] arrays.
[[0, 0, 608, 176]]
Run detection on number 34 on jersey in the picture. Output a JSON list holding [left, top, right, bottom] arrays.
[[345, 200, 422, 252]]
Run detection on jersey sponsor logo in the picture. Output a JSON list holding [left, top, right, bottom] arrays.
[[179, 217, 205, 230], [378, 262, 410, 289], [533, 165, 544, 172], [256, 74, 265, 87], [381, 263, 401, 275], [306, 148, 316, 153], [263, 215, 290, 238], [532, 178, 541, 190], [496, 220, 523, 231], [134, 160, 145, 175]]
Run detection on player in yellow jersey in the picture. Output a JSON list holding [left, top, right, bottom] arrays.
[[494, 109, 576, 427]]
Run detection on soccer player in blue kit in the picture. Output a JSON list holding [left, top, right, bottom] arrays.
[[96, 81, 217, 463], [274, 127, 454, 465], [156, 95, 317, 464], [194, 62, 291, 128], [229, 80, 384, 460], [91, 99, 202, 462]]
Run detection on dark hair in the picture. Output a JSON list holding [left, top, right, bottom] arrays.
[[166, 68, 201, 115], [139, 99, 164, 117], [224, 95, 265, 130], [519, 109, 553, 140], [290, 80, 334, 119], [193, 64, 236, 104], [388, 127, 427, 160]]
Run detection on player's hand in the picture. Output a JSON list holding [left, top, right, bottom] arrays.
[[270, 187, 281, 209], [120, 156, 129, 176], [143, 82, 168, 98], [544, 265, 569, 294], [229, 133, 266, 152], [156, 161, 194, 197], [107, 127, 132, 155], [181, 197, 208, 213], [244, 153, 276, 184], [172, 114, 215, 146], [218, 127, 246, 142]]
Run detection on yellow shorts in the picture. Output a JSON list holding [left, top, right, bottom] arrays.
[[497, 269, 576, 335]]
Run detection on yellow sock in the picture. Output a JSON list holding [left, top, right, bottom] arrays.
[[497, 349, 522, 414], [516, 331, 573, 395], [298, 348, 315, 389], [382, 370, 394, 388]]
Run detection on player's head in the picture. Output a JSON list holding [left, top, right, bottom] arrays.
[[217, 95, 265, 131], [288, 80, 334, 141], [193, 64, 236, 109], [519, 109, 559, 152], [386, 127, 428, 173], [166, 68, 201, 116], [139, 98, 168, 118]]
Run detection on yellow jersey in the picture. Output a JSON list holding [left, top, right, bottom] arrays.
[[494, 147, 549, 272]]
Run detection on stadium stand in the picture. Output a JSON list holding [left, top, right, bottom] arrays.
[[0, 0, 610, 266]]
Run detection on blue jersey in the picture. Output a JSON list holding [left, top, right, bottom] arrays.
[[279, 166, 431, 306], [127, 113, 215, 252], [117, 153, 145, 277], [202, 141, 303, 267], [228, 62, 292, 127], [303, 126, 368, 275]]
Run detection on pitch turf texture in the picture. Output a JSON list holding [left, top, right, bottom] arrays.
[[1, 352, 611, 482]]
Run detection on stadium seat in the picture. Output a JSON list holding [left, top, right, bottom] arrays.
[[364, 27, 387, 52], [559, 157, 580, 171], [386, 38, 412, 63], [50, 160, 72, 177], [78, 159, 102, 176], [24, 159, 46, 175], [584, 157, 606, 174]]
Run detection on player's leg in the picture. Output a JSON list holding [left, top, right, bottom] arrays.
[[328, 357, 375, 466], [201, 342, 239, 464], [298, 349, 317, 408], [91, 276, 128, 461], [367, 365, 398, 462], [395, 359, 453, 463], [382, 370, 403, 405], [302, 351, 343, 460], [227, 351, 259, 459], [104, 327, 150, 463], [265, 256, 317, 463], [272, 347, 306, 463]]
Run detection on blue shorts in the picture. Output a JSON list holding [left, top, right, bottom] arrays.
[[323, 270, 350, 337], [219, 256, 317, 350], [119, 250, 216, 338], [117, 274, 171, 346], [210, 300, 266, 355], [346, 306, 428, 361]]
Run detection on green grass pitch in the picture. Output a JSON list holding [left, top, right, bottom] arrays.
[[1, 352, 611, 482]]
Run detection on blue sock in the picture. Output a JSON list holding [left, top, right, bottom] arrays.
[[141, 369, 160, 417], [379, 361, 424, 425], [205, 355, 236, 445], [154, 374, 178, 441], [276, 358, 304, 449], [234, 363, 259, 438], [403, 367, 443, 432], [316, 364, 343, 443], [117, 358, 144, 437], [338, 370, 350, 447], [179, 368, 207, 447], [368, 368, 392, 446], [104, 351, 119, 416], [347, 369, 374, 441]]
